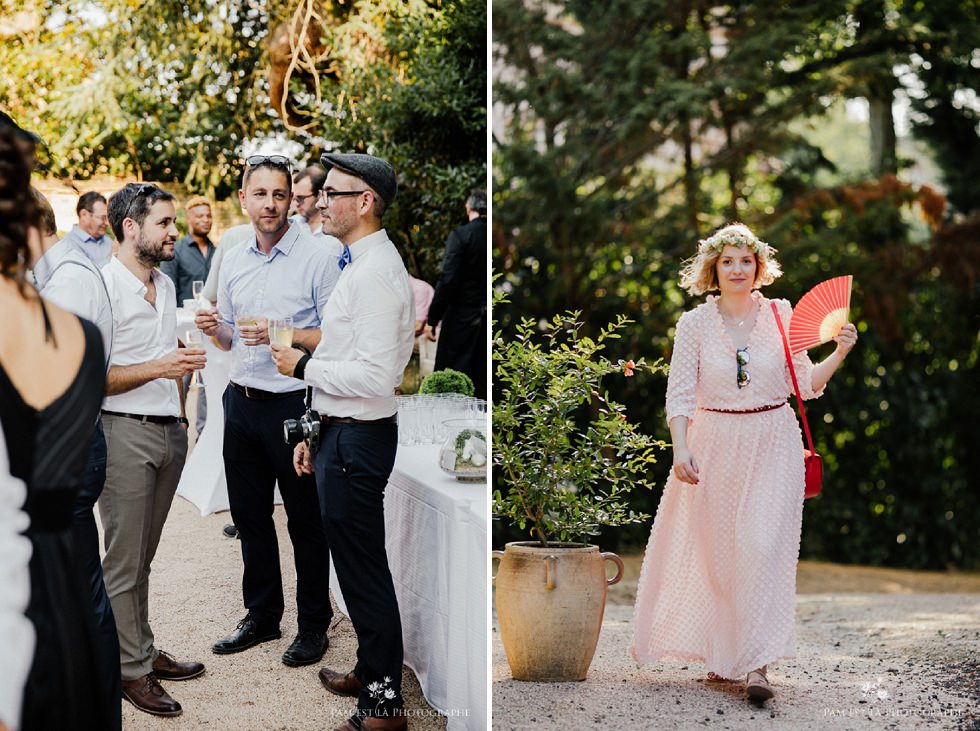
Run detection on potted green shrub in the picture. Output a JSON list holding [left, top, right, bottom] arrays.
[[492, 291, 666, 681]]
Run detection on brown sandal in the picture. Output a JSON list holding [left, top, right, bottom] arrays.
[[746, 669, 774, 701]]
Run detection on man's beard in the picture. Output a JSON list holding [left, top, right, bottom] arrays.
[[135, 231, 175, 267]]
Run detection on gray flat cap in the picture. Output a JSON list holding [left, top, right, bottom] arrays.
[[319, 152, 397, 207]]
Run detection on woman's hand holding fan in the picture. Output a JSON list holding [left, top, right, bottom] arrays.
[[788, 275, 857, 354]]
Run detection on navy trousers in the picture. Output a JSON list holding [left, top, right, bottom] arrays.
[[75, 420, 121, 730], [314, 421, 404, 718], [222, 386, 332, 632]]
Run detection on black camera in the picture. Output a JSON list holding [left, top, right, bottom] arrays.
[[283, 409, 321, 453]]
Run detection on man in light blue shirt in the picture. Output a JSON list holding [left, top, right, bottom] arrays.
[[33, 191, 113, 285], [196, 155, 339, 670]]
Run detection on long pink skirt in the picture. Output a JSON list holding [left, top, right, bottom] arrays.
[[630, 406, 806, 679]]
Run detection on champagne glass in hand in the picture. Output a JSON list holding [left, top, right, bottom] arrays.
[[184, 330, 205, 388], [269, 317, 294, 348]]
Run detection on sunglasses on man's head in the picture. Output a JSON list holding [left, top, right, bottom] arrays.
[[245, 155, 291, 172], [124, 183, 161, 220]]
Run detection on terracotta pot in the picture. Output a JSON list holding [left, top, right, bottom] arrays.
[[492, 541, 624, 681]]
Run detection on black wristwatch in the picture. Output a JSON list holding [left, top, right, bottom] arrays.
[[178, 416, 189, 427]]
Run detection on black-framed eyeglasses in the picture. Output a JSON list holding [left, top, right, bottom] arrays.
[[293, 193, 315, 205], [317, 189, 368, 204], [124, 183, 160, 221], [736, 347, 751, 389], [245, 154, 291, 172]]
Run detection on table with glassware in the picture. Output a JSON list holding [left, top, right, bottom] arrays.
[[330, 396, 488, 731]]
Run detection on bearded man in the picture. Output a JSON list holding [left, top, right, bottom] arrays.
[[100, 183, 208, 717]]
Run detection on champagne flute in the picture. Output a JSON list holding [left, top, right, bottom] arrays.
[[192, 279, 205, 301], [235, 304, 257, 344], [184, 329, 204, 389], [269, 316, 294, 348]]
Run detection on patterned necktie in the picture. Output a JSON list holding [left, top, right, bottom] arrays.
[[338, 244, 352, 271]]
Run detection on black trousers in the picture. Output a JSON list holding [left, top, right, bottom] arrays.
[[222, 386, 332, 633], [314, 421, 404, 717], [74, 420, 121, 730]]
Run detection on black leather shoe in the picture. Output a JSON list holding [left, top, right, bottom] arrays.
[[222, 523, 239, 539], [282, 630, 328, 667], [212, 616, 281, 654]]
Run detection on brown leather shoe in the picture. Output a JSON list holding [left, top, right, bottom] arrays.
[[318, 667, 365, 697], [152, 650, 206, 681], [121, 673, 182, 717], [332, 716, 407, 731]]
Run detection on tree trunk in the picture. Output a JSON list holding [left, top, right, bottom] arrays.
[[869, 89, 897, 176]]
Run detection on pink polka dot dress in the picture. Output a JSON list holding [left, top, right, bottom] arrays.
[[630, 291, 824, 680]]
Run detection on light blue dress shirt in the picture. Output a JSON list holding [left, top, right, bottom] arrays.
[[217, 221, 340, 392]]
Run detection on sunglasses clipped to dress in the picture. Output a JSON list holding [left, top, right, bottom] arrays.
[[736, 347, 750, 389]]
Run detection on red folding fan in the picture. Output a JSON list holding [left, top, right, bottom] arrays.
[[788, 275, 853, 353]]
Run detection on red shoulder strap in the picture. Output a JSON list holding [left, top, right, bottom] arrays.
[[771, 301, 816, 454]]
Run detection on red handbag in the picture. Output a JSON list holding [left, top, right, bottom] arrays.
[[772, 302, 823, 499]]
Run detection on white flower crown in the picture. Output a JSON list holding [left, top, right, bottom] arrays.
[[698, 227, 768, 255]]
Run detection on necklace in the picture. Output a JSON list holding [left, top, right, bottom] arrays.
[[722, 309, 753, 328]]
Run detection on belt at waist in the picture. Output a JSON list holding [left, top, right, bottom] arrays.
[[701, 402, 786, 414], [101, 410, 179, 424], [319, 414, 398, 426], [230, 382, 306, 401]]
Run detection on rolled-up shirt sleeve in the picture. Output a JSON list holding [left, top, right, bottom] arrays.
[[665, 310, 699, 422]]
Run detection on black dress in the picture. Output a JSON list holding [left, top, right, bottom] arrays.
[[0, 305, 111, 730]]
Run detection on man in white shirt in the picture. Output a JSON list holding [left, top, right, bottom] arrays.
[[33, 196, 122, 730], [195, 155, 338, 670], [271, 153, 414, 731], [100, 183, 207, 718], [31, 191, 112, 285]]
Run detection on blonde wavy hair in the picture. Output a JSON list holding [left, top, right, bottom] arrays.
[[679, 222, 782, 296]]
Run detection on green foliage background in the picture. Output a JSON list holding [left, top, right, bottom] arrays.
[[0, 0, 486, 282], [492, 0, 980, 569]]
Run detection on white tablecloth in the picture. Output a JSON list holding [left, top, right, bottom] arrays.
[[330, 445, 487, 731], [174, 308, 282, 515]]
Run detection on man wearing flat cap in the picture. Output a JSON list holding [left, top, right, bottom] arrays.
[[271, 152, 415, 731]]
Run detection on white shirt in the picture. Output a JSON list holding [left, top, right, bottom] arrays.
[[37, 250, 113, 368], [306, 229, 415, 419], [0, 433, 34, 731], [31, 225, 112, 286], [102, 257, 181, 416]]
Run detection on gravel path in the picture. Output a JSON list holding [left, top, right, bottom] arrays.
[[492, 594, 980, 730], [106, 490, 447, 730]]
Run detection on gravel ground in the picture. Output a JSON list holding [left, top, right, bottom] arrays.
[[99, 410, 448, 731], [492, 588, 980, 730]]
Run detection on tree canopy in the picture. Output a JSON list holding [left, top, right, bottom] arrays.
[[0, 0, 486, 280], [493, 0, 980, 569]]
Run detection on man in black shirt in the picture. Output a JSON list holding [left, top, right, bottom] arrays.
[[424, 189, 487, 399]]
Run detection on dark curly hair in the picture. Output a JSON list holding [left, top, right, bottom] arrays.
[[0, 125, 39, 293]]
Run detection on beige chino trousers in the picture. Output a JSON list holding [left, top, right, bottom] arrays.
[[99, 414, 187, 681]]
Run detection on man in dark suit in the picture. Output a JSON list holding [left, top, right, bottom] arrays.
[[423, 189, 487, 398]]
